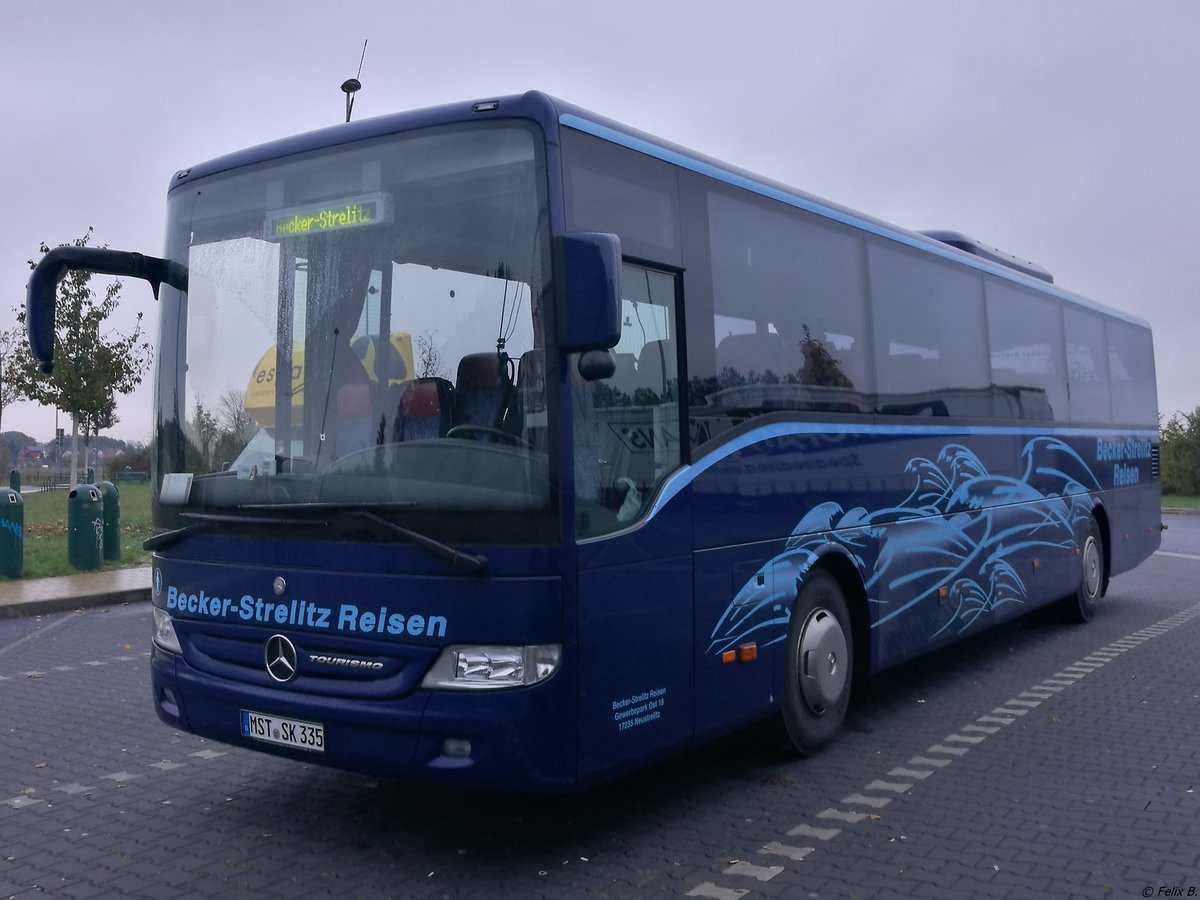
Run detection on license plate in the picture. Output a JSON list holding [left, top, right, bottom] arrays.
[[240, 710, 324, 752]]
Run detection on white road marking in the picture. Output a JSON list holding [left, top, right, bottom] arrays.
[[787, 823, 841, 841], [723, 861, 783, 881], [759, 842, 813, 861], [889, 767, 934, 780], [841, 793, 892, 809], [817, 808, 868, 824], [687, 883, 749, 899]]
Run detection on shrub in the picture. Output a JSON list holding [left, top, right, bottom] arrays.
[[1160, 407, 1200, 495]]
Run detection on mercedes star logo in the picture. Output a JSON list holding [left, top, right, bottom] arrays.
[[265, 634, 298, 683]]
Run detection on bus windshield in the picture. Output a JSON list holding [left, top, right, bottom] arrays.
[[154, 122, 555, 542]]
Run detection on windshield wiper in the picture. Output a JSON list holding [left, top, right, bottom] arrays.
[[143, 512, 319, 552], [240, 500, 419, 511], [144, 505, 487, 576], [347, 509, 488, 576]]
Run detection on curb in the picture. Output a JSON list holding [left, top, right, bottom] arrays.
[[0, 567, 152, 620], [0, 586, 152, 619]]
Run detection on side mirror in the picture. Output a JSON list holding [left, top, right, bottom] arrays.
[[554, 232, 621, 352], [26, 246, 187, 374]]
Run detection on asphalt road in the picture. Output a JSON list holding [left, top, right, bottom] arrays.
[[1, 515, 1197, 899]]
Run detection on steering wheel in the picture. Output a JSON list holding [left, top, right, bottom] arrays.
[[445, 425, 531, 448]]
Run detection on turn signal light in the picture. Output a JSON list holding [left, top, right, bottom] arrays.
[[721, 643, 759, 664]]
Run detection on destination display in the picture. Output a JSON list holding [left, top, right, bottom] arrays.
[[263, 191, 393, 240]]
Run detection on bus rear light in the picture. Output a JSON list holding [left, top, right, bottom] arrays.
[[421, 644, 561, 690], [721, 650, 736, 664], [152, 608, 182, 654]]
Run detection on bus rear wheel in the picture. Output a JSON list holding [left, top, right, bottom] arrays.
[[781, 570, 853, 755], [1063, 516, 1105, 624]]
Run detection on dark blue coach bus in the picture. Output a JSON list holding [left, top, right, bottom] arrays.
[[26, 91, 1161, 790]]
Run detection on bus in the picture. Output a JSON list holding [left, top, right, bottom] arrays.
[[26, 91, 1161, 791]]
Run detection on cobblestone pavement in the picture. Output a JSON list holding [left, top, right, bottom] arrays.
[[0, 541, 1196, 899]]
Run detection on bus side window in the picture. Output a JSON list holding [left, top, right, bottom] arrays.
[[985, 277, 1068, 422], [869, 240, 990, 419], [689, 184, 871, 451]]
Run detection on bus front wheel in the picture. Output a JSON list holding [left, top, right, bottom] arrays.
[[781, 570, 853, 755]]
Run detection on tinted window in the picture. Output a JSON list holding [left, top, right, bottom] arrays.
[[562, 129, 680, 264], [1107, 320, 1158, 426], [1063, 306, 1112, 423], [688, 188, 870, 447], [985, 278, 1068, 422], [869, 241, 990, 418]]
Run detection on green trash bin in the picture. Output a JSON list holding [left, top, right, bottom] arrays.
[[96, 481, 121, 562], [0, 487, 23, 578], [68, 484, 104, 571], [9, 469, 19, 492]]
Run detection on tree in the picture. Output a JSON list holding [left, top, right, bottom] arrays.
[[0, 324, 30, 434], [797, 323, 854, 388], [193, 399, 219, 470], [217, 388, 254, 440], [14, 229, 153, 486], [214, 389, 254, 468], [1160, 407, 1200, 496], [416, 329, 448, 380]]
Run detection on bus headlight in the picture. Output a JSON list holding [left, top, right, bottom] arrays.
[[152, 608, 182, 654], [421, 644, 561, 690]]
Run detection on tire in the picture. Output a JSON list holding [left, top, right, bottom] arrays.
[[1063, 516, 1104, 624], [780, 569, 854, 755]]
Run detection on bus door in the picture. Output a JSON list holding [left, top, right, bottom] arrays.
[[573, 263, 694, 781]]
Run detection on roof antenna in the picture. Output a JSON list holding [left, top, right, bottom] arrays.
[[341, 40, 368, 123]]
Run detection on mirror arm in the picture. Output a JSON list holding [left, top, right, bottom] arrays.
[[26, 246, 187, 374]]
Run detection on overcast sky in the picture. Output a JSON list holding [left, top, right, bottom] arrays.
[[3, 0, 1196, 442]]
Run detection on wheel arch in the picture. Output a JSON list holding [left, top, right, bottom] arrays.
[[806, 547, 872, 685], [1089, 500, 1112, 596]]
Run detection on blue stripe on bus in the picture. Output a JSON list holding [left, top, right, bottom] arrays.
[[558, 113, 1150, 330], [644, 421, 1157, 523]]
